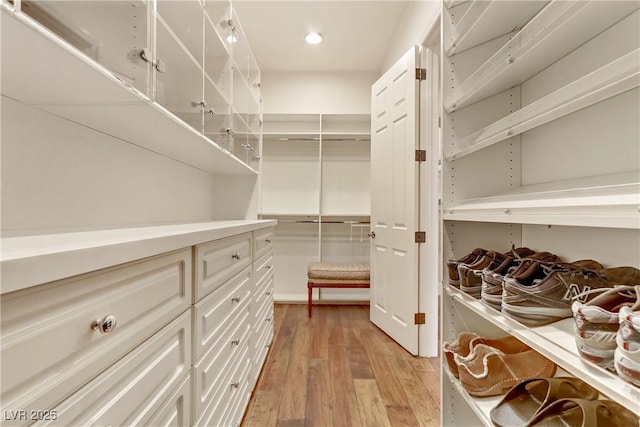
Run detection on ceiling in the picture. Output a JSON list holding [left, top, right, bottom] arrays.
[[232, 1, 410, 73]]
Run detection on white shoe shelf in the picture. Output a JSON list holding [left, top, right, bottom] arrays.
[[441, 0, 640, 425]]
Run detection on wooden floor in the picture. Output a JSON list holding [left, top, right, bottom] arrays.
[[242, 304, 441, 427]]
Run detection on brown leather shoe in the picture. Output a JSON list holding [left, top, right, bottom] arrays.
[[443, 332, 529, 379], [455, 343, 556, 397]]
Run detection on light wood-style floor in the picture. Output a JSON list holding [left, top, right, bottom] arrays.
[[242, 304, 441, 427]]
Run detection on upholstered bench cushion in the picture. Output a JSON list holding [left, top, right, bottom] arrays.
[[307, 262, 370, 281]]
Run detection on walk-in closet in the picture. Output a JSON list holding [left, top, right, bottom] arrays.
[[1, 1, 638, 426]]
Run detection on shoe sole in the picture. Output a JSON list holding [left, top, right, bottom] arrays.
[[614, 347, 640, 386], [480, 293, 502, 311], [501, 304, 571, 326]]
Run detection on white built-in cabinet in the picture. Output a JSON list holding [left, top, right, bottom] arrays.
[[1, 222, 275, 427], [260, 114, 371, 302], [2, 0, 261, 172], [441, 0, 640, 425]]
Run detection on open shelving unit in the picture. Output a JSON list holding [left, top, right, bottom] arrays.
[[441, 1, 640, 425], [260, 113, 371, 302]]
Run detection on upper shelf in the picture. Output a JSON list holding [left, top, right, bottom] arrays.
[[445, 286, 640, 417], [1, 9, 256, 176], [445, 1, 639, 112], [444, 1, 546, 56], [446, 49, 640, 161], [444, 171, 640, 229]]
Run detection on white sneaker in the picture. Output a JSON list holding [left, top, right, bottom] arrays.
[[614, 300, 640, 386]]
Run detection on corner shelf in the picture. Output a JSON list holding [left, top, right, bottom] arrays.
[[445, 1, 638, 112], [2, 8, 256, 176], [446, 49, 640, 161], [445, 286, 640, 416]]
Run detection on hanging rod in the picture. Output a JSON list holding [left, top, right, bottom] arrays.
[[277, 220, 371, 225]]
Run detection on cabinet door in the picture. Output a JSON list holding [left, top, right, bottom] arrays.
[[370, 46, 421, 355]]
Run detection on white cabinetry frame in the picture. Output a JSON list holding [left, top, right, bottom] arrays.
[[441, 1, 640, 425]]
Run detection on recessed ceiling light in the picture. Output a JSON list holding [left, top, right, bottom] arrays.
[[305, 32, 323, 45]]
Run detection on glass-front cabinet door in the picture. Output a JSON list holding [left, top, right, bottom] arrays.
[[154, 0, 204, 132], [19, 0, 152, 97], [204, 1, 232, 152]]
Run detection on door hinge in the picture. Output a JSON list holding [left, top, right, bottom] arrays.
[[414, 313, 426, 325], [415, 231, 426, 243], [416, 68, 427, 80], [415, 149, 426, 162]]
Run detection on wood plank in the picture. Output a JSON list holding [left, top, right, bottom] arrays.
[[386, 405, 421, 427], [329, 344, 362, 427], [354, 379, 392, 427], [242, 390, 280, 427], [305, 359, 334, 427], [278, 306, 310, 421], [309, 306, 330, 359], [260, 304, 296, 391], [342, 322, 375, 379]]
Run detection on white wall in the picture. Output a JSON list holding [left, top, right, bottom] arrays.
[[261, 71, 377, 114], [1, 97, 256, 236], [380, 0, 441, 73]]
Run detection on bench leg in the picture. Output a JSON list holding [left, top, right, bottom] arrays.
[[308, 282, 313, 317]]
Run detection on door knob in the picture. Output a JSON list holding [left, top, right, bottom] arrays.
[[368, 231, 376, 239]]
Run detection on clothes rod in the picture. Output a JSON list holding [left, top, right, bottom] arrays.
[[278, 220, 371, 225]]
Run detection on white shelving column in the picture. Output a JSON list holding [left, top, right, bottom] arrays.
[[441, 1, 640, 425]]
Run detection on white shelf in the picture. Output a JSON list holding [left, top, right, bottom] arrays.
[[444, 172, 640, 229], [445, 286, 640, 416], [445, 1, 545, 56], [446, 49, 640, 161], [445, 1, 639, 112], [2, 9, 255, 176], [444, 0, 470, 9]]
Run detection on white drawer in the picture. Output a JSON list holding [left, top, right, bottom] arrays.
[[145, 374, 191, 427], [194, 233, 252, 301], [0, 249, 191, 421], [253, 227, 274, 260], [252, 284, 274, 336], [32, 311, 191, 427], [253, 251, 274, 286], [249, 325, 273, 391], [192, 266, 252, 362], [195, 347, 251, 427], [251, 265, 273, 320]]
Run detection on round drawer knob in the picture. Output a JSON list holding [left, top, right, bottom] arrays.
[[265, 291, 272, 296], [231, 381, 240, 389], [232, 253, 241, 260], [231, 338, 240, 345], [265, 238, 271, 243], [265, 317, 272, 322], [91, 315, 117, 334], [266, 265, 273, 270], [231, 296, 240, 303]]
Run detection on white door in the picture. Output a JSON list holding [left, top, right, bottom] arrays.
[[370, 46, 421, 355]]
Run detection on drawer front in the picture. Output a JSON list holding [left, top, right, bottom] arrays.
[[253, 251, 274, 290], [145, 374, 191, 427], [193, 312, 251, 422], [250, 324, 273, 391], [193, 266, 252, 362], [1, 249, 191, 421], [194, 233, 252, 301], [196, 347, 251, 427], [33, 312, 191, 427], [251, 263, 274, 320], [253, 227, 274, 260]]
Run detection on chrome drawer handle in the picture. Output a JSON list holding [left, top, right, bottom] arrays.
[[265, 317, 272, 322], [265, 265, 272, 270], [265, 238, 271, 243], [232, 253, 241, 260], [265, 291, 272, 296], [91, 315, 117, 334], [231, 338, 240, 345], [231, 381, 240, 389], [231, 296, 240, 303]]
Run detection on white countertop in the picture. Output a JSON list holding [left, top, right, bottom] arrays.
[[1, 220, 277, 294]]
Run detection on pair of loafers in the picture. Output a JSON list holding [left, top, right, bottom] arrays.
[[443, 332, 556, 397], [491, 377, 638, 427]]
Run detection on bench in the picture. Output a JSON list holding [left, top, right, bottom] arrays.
[[307, 262, 370, 317]]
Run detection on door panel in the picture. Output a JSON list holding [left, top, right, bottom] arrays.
[[370, 46, 420, 355]]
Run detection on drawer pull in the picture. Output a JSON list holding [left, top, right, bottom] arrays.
[[232, 253, 241, 260], [231, 296, 241, 303], [91, 315, 117, 335], [231, 381, 240, 389], [265, 291, 272, 296], [231, 338, 240, 345], [265, 238, 271, 243], [266, 265, 273, 270], [265, 317, 272, 322]]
